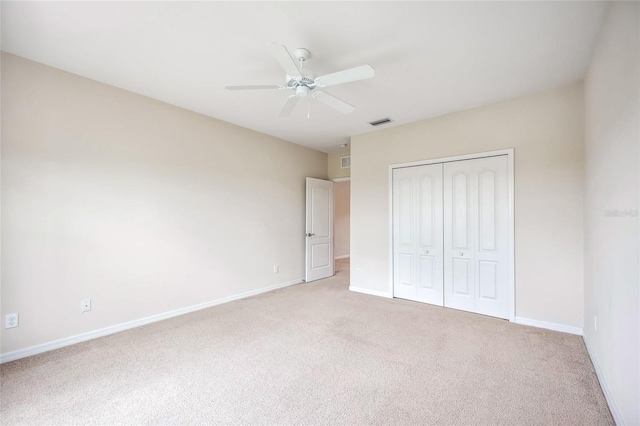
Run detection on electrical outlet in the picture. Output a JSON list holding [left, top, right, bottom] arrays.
[[356, 268, 362, 276], [5, 313, 19, 329], [594, 314, 597, 331], [273, 265, 279, 273], [81, 299, 91, 313]]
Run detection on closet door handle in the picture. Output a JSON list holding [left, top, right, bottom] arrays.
[[306, 233, 315, 237]]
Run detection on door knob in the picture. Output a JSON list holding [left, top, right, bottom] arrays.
[[459, 252, 464, 256], [306, 233, 315, 237], [425, 250, 429, 254]]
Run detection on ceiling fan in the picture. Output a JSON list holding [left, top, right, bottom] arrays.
[[226, 43, 375, 117]]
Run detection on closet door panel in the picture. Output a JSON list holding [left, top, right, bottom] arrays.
[[393, 167, 417, 301], [478, 261, 498, 299], [452, 258, 471, 295], [393, 164, 443, 305], [444, 163, 475, 312], [453, 172, 469, 250], [444, 156, 509, 319], [419, 255, 435, 289], [479, 170, 496, 251], [415, 164, 443, 305], [474, 156, 509, 318]]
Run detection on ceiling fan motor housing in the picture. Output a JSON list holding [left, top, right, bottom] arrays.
[[286, 70, 317, 89]]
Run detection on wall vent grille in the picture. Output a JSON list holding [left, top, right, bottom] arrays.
[[340, 156, 351, 169], [369, 117, 393, 126]]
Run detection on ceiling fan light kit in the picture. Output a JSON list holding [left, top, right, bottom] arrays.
[[296, 86, 310, 98], [226, 43, 375, 117]]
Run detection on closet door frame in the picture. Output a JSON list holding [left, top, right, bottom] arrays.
[[388, 149, 515, 322]]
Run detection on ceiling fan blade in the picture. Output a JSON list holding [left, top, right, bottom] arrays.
[[226, 85, 285, 91], [266, 43, 301, 78], [312, 91, 355, 114], [315, 65, 375, 88], [279, 95, 299, 117]]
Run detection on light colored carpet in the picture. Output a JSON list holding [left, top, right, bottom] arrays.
[[1, 259, 612, 425]]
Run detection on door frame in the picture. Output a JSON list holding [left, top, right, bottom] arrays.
[[388, 149, 515, 322]]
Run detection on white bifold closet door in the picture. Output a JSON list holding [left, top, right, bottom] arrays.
[[392, 155, 510, 319], [392, 164, 444, 305], [443, 155, 509, 319]]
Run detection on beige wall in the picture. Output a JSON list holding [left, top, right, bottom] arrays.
[[350, 84, 585, 328], [333, 181, 350, 258], [0, 53, 327, 355], [583, 2, 639, 424], [328, 149, 350, 180]]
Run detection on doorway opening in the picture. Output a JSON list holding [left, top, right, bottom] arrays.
[[334, 179, 350, 265]]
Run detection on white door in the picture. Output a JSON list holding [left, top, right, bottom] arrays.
[[443, 155, 509, 319], [393, 164, 444, 305], [305, 177, 334, 282]]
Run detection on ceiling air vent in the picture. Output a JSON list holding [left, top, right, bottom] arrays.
[[340, 156, 351, 169], [369, 117, 393, 126]]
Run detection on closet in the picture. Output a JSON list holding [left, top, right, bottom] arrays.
[[392, 154, 511, 319]]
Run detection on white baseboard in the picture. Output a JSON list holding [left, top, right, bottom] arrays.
[[349, 286, 393, 298], [0, 278, 303, 364], [514, 316, 583, 335], [583, 336, 624, 426], [334, 254, 350, 260]]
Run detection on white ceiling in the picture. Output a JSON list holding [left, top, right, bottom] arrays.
[[1, 1, 607, 153]]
